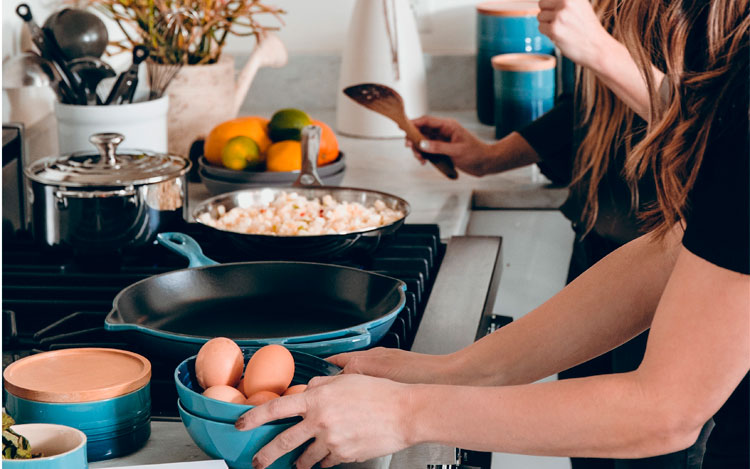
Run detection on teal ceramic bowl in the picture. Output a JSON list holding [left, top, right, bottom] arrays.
[[179, 399, 304, 469], [175, 347, 341, 424], [4, 385, 151, 462], [3, 423, 88, 468]]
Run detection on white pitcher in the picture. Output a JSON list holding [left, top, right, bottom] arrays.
[[336, 0, 428, 138]]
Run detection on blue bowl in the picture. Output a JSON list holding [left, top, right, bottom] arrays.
[[4, 385, 150, 462], [3, 423, 88, 468], [179, 399, 303, 469], [176, 347, 340, 424]]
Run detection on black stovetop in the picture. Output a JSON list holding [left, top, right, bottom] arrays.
[[2, 223, 445, 418]]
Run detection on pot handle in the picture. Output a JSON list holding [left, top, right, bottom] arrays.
[[157, 232, 219, 267], [279, 328, 372, 354], [293, 125, 323, 187]]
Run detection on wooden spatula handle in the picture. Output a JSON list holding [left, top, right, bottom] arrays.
[[401, 119, 459, 180]]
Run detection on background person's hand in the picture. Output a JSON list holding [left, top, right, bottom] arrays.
[[410, 116, 493, 177], [235, 374, 413, 469], [537, 0, 610, 68], [328, 346, 456, 384]]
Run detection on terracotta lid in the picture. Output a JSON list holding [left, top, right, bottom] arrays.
[[477, 1, 540, 16], [492, 53, 557, 71], [3, 348, 151, 403]]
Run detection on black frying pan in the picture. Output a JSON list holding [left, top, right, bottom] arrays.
[[104, 232, 407, 358], [192, 125, 411, 259]]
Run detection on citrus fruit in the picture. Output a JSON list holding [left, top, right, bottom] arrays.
[[204, 116, 271, 165], [222, 136, 262, 171], [268, 109, 312, 142], [265, 141, 302, 172], [312, 119, 339, 166]]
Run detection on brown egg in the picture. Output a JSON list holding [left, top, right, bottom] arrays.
[[243, 344, 295, 397], [195, 337, 244, 389], [203, 385, 247, 404], [282, 384, 307, 396], [246, 390, 280, 406]]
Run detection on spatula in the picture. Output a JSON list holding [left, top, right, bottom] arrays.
[[343, 83, 459, 179]]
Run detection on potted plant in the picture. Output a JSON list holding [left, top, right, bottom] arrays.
[[91, 0, 286, 157]]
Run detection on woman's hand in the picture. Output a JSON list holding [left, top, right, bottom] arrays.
[[235, 374, 413, 469], [328, 346, 457, 384], [537, 0, 611, 69], [410, 116, 493, 177]]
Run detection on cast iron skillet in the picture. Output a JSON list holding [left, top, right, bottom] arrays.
[[104, 232, 407, 359], [191, 125, 411, 259]]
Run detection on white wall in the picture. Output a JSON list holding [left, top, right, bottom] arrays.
[[3, 0, 480, 61]]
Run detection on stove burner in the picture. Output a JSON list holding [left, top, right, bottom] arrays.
[[2, 223, 445, 418]]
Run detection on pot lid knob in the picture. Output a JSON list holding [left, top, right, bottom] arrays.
[[89, 132, 125, 166]]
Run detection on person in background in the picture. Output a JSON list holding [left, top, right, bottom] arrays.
[[237, 1, 749, 468]]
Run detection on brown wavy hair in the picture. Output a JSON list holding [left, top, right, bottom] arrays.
[[573, 0, 749, 238]]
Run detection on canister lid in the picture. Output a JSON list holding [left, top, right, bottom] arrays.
[[476, 1, 540, 16], [3, 348, 151, 403], [492, 53, 557, 71], [24, 132, 190, 187]]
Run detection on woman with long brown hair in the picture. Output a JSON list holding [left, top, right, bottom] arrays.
[[235, 2, 749, 468]]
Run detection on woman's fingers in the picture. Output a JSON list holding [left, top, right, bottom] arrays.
[[319, 453, 342, 468], [251, 422, 314, 469], [294, 440, 330, 469], [307, 375, 337, 389], [235, 394, 306, 430]]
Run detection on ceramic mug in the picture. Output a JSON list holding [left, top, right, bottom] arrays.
[[55, 95, 169, 154], [492, 53, 556, 138], [476, 1, 555, 125]]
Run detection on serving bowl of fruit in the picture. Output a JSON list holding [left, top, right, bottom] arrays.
[[199, 109, 345, 194]]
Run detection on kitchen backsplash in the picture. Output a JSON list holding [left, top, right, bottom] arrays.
[[238, 53, 476, 113]]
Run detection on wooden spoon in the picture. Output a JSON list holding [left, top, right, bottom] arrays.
[[343, 83, 458, 179]]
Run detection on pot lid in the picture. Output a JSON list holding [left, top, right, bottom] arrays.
[[24, 133, 190, 187], [3, 348, 151, 403], [476, 1, 540, 16]]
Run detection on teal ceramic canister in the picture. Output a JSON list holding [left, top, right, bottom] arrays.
[[492, 53, 557, 139], [476, 1, 555, 125]]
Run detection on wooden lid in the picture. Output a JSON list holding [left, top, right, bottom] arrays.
[[477, 1, 540, 16], [3, 348, 151, 403], [492, 53, 557, 71]]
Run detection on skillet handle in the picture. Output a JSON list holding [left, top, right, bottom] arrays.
[[281, 328, 372, 355], [157, 232, 220, 267]]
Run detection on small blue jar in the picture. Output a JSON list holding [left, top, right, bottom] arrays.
[[476, 1, 555, 125], [492, 53, 556, 138]]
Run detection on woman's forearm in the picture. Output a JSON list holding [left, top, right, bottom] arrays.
[[446, 226, 682, 387], [480, 131, 541, 175]]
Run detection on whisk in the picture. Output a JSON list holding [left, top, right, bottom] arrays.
[[146, 59, 182, 99], [146, 6, 198, 99]]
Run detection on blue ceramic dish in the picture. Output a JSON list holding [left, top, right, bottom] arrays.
[[176, 347, 341, 424], [3, 423, 88, 469], [179, 399, 303, 469], [4, 385, 151, 462]]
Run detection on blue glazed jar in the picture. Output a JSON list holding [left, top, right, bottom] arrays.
[[476, 1, 555, 125], [492, 53, 556, 138]]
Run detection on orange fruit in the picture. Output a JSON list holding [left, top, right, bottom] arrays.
[[312, 120, 339, 166], [204, 116, 272, 165], [265, 141, 302, 172]]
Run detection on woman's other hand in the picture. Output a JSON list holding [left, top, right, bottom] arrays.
[[235, 374, 413, 469], [410, 116, 492, 177], [537, 0, 610, 69], [327, 347, 457, 384]]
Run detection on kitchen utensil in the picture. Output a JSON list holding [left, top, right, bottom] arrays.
[[336, 0, 428, 138], [43, 8, 109, 61], [3, 348, 152, 462], [104, 45, 149, 105], [231, 31, 288, 116], [176, 347, 341, 424], [343, 83, 459, 179], [198, 152, 345, 183], [68, 57, 116, 105], [2, 424, 88, 469], [178, 399, 301, 469], [24, 132, 190, 252], [146, 59, 183, 100], [15, 4, 83, 104], [104, 232, 406, 358], [192, 125, 410, 259]]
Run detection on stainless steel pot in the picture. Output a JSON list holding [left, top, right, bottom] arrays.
[[24, 132, 191, 251]]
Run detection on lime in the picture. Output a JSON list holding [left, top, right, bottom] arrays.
[[268, 108, 312, 142], [221, 136, 262, 171]]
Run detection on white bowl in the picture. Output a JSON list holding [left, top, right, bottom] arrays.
[[3, 423, 87, 468]]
